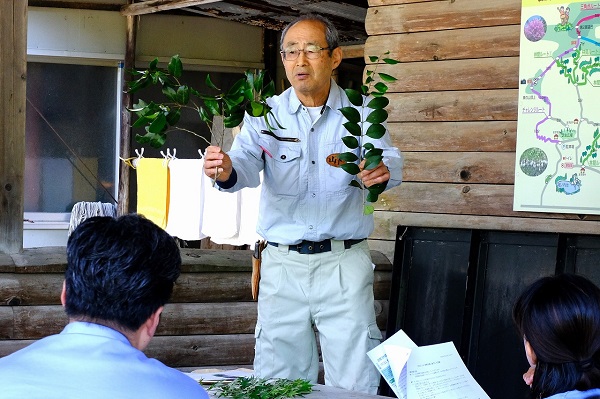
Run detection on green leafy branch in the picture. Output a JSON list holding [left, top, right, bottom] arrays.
[[127, 54, 283, 149], [206, 376, 313, 399], [337, 52, 399, 215]]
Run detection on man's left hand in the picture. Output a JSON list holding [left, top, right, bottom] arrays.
[[358, 160, 390, 187]]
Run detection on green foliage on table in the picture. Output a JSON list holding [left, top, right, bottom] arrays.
[[337, 52, 399, 215], [126, 54, 282, 149], [206, 376, 313, 399]]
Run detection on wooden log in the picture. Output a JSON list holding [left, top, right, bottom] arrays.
[[402, 152, 515, 184], [366, 0, 521, 35], [369, 0, 445, 5], [0, 339, 33, 357], [386, 89, 518, 122], [146, 334, 256, 367], [377, 182, 600, 220], [365, 25, 520, 63], [0, 266, 391, 306], [389, 121, 517, 152], [4, 299, 390, 339], [370, 57, 519, 92], [0, 307, 12, 339], [371, 212, 600, 240]]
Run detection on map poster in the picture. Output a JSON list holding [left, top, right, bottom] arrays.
[[514, 0, 600, 215]]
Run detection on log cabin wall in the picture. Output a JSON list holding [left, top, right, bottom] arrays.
[[365, 0, 600, 256], [0, 248, 392, 371]]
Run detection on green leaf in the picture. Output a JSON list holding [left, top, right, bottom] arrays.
[[341, 163, 361, 175], [341, 136, 359, 149], [365, 148, 383, 158], [148, 113, 167, 133], [339, 107, 361, 124], [344, 89, 363, 107], [176, 85, 190, 105], [378, 72, 398, 82], [363, 204, 375, 215], [365, 76, 374, 84], [204, 98, 221, 116], [349, 179, 363, 189], [367, 97, 389, 109], [360, 85, 369, 95], [162, 86, 177, 102], [369, 182, 388, 195], [343, 121, 362, 136], [366, 109, 388, 124], [374, 82, 389, 94], [224, 113, 244, 128], [366, 123, 386, 139], [363, 142, 374, 151], [205, 74, 219, 90], [198, 106, 212, 124], [368, 55, 379, 63], [366, 190, 379, 203], [167, 55, 183, 77], [364, 154, 383, 170], [131, 115, 150, 128], [166, 109, 181, 126], [263, 80, 275, 98], [149, 58, 159, 71], [383, 58, 400, 65], [339, 151, 359, 161], [249, 101, 265, 117]]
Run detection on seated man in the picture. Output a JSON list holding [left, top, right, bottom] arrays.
[[0, 214, 208, 399]]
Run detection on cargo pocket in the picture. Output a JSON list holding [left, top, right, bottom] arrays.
[[368, 322, 384, 388], [253, 323, 262, 374]]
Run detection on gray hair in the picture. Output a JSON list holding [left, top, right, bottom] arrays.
[[280, 13, 340, 55]]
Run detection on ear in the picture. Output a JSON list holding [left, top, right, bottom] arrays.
[[331, 47, 342, 70], [60, 280, 67, 307], [525, 339, 537, 366], [134, 306, 164, 351]]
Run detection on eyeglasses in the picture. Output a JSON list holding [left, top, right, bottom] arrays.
[[280, 45, 331, 61]]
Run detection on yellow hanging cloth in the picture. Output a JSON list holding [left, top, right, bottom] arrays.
[[136, 157, 169, 229]]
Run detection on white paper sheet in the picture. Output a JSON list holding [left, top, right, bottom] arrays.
[[368, 330, 490, 399]]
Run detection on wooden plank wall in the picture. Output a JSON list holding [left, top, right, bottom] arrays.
[[0, 1, 27, 254], [0, 248, 392, 369], [366, 0, 600, 250]]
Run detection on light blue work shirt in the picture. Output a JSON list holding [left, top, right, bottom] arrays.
[[0, 322, 208, 399], [220, 79, 403, 244], [547, 389, 600, 399]]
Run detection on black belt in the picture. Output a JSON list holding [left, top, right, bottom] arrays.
[[267, 239, 365, 255]]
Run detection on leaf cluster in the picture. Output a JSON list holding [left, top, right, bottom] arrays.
[[127, 55, 281, 148], [337, 53, 399, 214], [206, 377, 313, 399]]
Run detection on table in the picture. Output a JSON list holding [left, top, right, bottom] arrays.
[[207, 384, 391, 399]]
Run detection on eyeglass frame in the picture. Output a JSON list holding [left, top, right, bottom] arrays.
[[280, 45, 332, 61]]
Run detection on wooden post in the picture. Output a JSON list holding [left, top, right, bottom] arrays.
[[0, 1, 27, 253], [117, 5, 138, 216]]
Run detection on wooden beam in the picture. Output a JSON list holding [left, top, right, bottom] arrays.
[[118, 6, 138, 216], [121, 0, 223, 16], [0, 1, 27, 254]]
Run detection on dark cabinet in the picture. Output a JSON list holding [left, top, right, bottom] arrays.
[[382, 227, 600, 399]]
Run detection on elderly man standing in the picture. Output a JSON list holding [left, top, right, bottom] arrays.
[[204, 13, 403, 394], [0, 214, 209, 399]]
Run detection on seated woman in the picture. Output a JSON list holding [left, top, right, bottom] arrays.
[[513, 273, 600, 399]]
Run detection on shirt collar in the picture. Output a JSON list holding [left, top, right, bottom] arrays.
[[62, 321, 131, 346], [287, 79, 343, 115]]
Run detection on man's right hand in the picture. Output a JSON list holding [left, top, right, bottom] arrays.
[[203, 146, 233, 182]]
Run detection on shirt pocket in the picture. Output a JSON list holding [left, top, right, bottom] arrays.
[[323, 141, 359, 194], [259, 137, 302, 196]]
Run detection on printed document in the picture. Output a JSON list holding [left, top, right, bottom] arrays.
[[367, 330, 490, 399]]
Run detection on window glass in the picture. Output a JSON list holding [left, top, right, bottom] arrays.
[[25, 62, 118, 213]]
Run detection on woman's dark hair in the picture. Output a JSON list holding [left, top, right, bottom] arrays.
[[513, 273, 600, 398], [65, 214, 181, 331]]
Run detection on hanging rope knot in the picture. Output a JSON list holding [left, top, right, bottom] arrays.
[[576, 358, 595, 372]]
